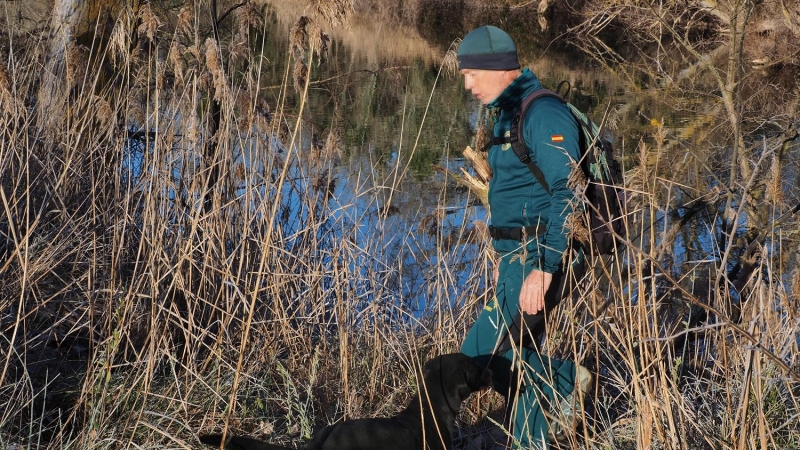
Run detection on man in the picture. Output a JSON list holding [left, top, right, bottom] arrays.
[[456, 25, 591, 448]]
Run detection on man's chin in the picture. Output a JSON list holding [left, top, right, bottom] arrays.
[[478, 94, 496, 105]]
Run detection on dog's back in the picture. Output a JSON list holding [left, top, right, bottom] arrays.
[[309, 415, 423, 450], [200, 417, 422, 450], [199, 434, 293, 450]]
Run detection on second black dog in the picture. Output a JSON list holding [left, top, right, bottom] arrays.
[[200, 352, 492, 450]]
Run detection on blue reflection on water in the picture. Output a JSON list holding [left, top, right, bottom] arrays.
[[122, 128, 490, 326]]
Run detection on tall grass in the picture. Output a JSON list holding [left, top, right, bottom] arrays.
[[0, 2, 487, 448], [1, 1, 799, 450]]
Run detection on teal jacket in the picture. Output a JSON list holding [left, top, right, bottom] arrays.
[[487, 68, 581, 273]]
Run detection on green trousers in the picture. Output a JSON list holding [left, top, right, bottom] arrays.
[[461, 253, 583, 449]]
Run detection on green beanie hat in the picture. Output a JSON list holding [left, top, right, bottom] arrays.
[[457, 26, 520, 70]]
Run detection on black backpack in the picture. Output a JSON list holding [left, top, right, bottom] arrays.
[[497, 87, 627, 255]]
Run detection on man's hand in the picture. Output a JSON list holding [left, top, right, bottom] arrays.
[[519, 269, 553, 314]]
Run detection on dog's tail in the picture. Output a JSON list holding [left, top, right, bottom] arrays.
[[199, 434, 295, 450]]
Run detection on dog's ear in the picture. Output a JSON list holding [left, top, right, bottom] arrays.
[[421, 356, 442, 385], [455, 363, 491, 401], [456, 379, 474, 402], [462, 357, 492, 392], [477, 367, 493, 388]]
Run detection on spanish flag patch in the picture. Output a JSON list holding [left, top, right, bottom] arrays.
[[551, 134, 564, 142]]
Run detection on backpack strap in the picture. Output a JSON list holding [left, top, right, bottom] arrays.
[[481, 88, 571, 196], [480, 135, 510, 153], [509, 88, 567, 196], [480, 133, 544, 177], [512, 139, 551, 195]]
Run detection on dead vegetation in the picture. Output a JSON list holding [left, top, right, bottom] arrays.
[[0, 0, 798, 449]]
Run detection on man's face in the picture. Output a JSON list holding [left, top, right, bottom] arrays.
[[460, 68, 517, 105]]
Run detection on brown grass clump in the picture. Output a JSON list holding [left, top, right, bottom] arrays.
[[137, 2, 161, 42], [442, 43, 460, 78], [564, 209, 590, 248], [290, 16, 312, 93], [65, 41, 89, 90], [177, 0, 195, 37], [293, 60, 309, 94], [566, 158, 587, 193], [766, 152, 784, 204], [108, 10, 131, 66], [309, 0, 354, 28], [169, 40, 187, 90], [205, 37, 229, 102], [290, 16, 311, 60]]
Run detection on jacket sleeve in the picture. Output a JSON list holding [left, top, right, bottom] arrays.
[[522, 99, 581, 273]]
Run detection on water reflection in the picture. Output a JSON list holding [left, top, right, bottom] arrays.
[[118, 1, 798, 313]]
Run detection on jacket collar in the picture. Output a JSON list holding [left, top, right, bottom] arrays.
[[487, 68, 542, 111]]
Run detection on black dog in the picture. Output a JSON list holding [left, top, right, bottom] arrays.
[[200, 353, 492, 450]]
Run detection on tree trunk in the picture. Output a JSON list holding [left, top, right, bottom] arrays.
[[38, 0, 87, 135]]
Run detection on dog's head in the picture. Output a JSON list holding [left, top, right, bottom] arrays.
[[422, 353, 493, 404]]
